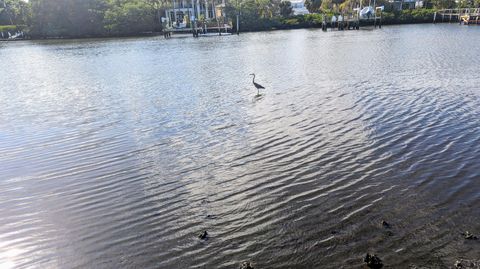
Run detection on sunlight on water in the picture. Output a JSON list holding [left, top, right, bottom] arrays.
[[1, 24, 479, 268]]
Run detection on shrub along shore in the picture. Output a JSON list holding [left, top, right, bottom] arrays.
[[236, 9, 437, 32], [1, 9, 441, 40]]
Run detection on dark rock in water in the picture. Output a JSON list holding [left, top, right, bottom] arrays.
[[381, 220, 391, 228], [455, 260, 464, 268], [198, 231, 208, 240], [462, 231, 478, 240], [240, 261, 254, 269], [206, 214, 216, 219], [454, 259, 480, 268], [331, 230, 338, 235], [364, 253, 383, 269], [385, 231, 394, 237]]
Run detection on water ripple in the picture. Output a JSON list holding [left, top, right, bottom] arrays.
[[1, 24, 480, 268]]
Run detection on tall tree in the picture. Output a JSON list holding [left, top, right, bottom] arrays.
[[104, 0, 157, 35], [29, 0, 108, 37], [305, 0, 322, 13], [279, 0, 293, 17], [0, 0, 30, 25], [430, 0, 456, 8]]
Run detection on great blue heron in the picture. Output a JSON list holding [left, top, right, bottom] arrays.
[[249, 73, 265, 96]]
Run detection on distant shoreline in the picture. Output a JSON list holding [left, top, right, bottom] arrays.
[[1, 20, 451, 41], [0, 32, 162, 42]]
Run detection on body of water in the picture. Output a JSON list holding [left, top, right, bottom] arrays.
[[1, 24, 479, 268]]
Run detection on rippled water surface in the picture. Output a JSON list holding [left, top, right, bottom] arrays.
[[1, 24, 480, 268]]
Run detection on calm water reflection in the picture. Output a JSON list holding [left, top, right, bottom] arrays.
[[1, 24, 479, 268]]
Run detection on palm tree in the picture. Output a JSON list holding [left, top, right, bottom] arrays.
[[1, 0, 14, 25]]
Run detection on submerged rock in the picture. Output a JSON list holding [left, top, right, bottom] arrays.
[[364, 253, 383, 269], [198, 231, 208, 240], [381, 220, 393, 236], [240, 261, 254, 269]]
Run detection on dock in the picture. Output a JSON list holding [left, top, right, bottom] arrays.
[[320, 7, 384, 31], [164, 23, 233, 38], [435, 8, 480, 24]]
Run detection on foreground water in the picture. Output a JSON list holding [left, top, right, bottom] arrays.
[[1, 24, 479, 268]]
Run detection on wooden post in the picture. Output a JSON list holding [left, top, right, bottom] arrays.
[[357, 9, 360, 30], [173, 0, 177, 25], [196, 0, 201, 19], [212, 0, 216, 19], [379, 8, 382, 28], [205, 0, 209, 19], [165, 9, 170, 27], [191, 0, 195, 21], [322, 14, 326, 31]]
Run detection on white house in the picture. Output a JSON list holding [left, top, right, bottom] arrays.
[[164, 0, 226, 28], [290, 0, 310, 15], [388, 0, 421, 10]]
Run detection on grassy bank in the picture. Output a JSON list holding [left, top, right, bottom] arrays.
[[0, 25, 21, 32], [0, 25, 28, 39]]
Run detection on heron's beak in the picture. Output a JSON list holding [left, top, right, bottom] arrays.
[[249, 73, 254, 76]]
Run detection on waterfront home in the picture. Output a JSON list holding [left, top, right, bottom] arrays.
[[164, 0, 226, 28], [388, 0, 422, 10], [291, 0, 310, 15]]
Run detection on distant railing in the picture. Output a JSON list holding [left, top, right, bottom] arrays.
[[437, 8, 480, 16]]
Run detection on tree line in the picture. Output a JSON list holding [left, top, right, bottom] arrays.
[[1, 0, 479, 38], [0, 0, 294, 37], [304, 0, 480, 14], [1, 0, 168, 37]]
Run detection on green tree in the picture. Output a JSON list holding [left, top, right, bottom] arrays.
[[0, 0, 30, 25], [143, 0, 168, 28], [305, 0, 322, 13], [320, 0, 332, 12], [430, 0, 456, 8], [27, 0, 165, 37], [29, 0, 108, 37], [279, 1, 293, 17], [255, 0, 281, 18], [456, 0, 476, 7], [104, 0, 157, 35]]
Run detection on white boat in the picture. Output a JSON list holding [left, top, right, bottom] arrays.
[[358, 5, 384, 20], [359, 6, 375, 19]]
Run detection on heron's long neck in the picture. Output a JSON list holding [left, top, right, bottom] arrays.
[[252, 75, 255, 83]]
